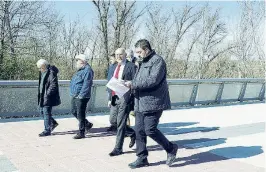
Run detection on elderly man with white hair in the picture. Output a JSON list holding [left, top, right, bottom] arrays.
[[125, 49, 137, 64], [37, 59, 61, 137], [108, 48, 136, 156], [70, 54, 94, 139]]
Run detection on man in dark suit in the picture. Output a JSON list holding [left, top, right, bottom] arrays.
[[127, 39, 178, 168], [106, 53, 118, 131], [108, 48, 136, 156], [37, 59, 61, 137], [107, 53, 135, 132], [107, 53, 117, 81]]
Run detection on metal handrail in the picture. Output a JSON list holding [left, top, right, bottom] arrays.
[[0, 78, 265, 118], [0, 78, 264, 86]]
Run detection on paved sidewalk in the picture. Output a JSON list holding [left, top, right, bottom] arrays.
[[0, 103, 265, 172]]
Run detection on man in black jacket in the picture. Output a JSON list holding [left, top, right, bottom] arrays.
[[127, 39, 178, 168], [37, 59, 61, 137]]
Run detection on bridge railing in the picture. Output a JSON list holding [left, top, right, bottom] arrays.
[[0, 78, 264, 118]]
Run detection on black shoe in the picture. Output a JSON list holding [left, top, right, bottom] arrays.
[[166, 144, 178, 166], [128, 158, 149, 169], [109, 149, 123, 157], [85, 123, 93, 133], [129, 135, 136, 148], [73, 134, 85, 139], [50, 123, 58, 132], [107, 125, 117, 132], [39, 131, 51, 137]]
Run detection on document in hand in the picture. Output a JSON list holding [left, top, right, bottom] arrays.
[[106, 77, 130, 98]]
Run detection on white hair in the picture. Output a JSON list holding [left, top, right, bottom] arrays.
[[125, 49, 133, 57], [36, 59, 49, 68]]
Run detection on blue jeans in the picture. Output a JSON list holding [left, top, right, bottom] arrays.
[[39, 106, 57, 133]]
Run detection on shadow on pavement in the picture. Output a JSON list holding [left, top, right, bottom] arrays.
[[52, 127, 116, 138], [148, 146, 263, 167], [171, 146, 263, 167]]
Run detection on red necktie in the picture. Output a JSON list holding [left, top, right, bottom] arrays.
[[112, 64, 121, 96]]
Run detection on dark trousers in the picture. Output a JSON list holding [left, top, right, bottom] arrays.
[[125, 125, 135, 137], [110, 92, 135, 150], [110, 103, 135, 138], [39, 106, 57, 133], [71, 97, 91, 135], [135, 111, 174, 159]]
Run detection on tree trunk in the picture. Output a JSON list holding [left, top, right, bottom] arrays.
[[0, 11, 5, 67]]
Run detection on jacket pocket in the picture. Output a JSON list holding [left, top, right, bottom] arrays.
[[143, 65, 152, 76]]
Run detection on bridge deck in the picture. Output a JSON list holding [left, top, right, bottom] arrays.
[[0, 103, 265, 172]]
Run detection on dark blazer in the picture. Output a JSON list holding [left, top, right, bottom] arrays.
[[107, 63, 118, 81], [132, 50, 171, 113], [107, 63, 118, 101], [120, 60, 136, 112], [121, 60, 136, 81], [131, 56, 137, 64], [110, 60, 136, 110], [38, 65, 61, 107]]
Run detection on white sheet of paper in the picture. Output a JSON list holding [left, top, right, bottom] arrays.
[[106, 77, 130, 98]]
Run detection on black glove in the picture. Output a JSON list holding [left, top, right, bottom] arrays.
[[111, 95, 119, 106]]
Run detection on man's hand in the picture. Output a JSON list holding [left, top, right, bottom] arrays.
[[124, 81, 132, 88], [108, 101, 111, 108]]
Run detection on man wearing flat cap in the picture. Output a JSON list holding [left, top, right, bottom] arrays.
[[70, 54, 94, 139]]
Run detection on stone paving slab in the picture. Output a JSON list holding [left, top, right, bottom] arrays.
[[0, 155, 17, 172], [0, 103, 265, 172]]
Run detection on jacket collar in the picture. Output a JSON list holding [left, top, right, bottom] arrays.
[[142, 50, 156, 62], [77, 64, 88, 71]]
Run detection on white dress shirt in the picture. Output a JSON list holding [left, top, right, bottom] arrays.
[[113, 59, 126, 80]]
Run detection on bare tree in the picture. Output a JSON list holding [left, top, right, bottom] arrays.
[[146, 4, 173, 57], [145, 3, 204, 77], [41, 10, 63, 63], [195, 6, 237, 79], [0, 1, 15, 68], [182, 30, 204, 78], [0, 1, 264, 80], [231, 1, 265, 78], [85, 27, 101, 67], [110, 0, 147, 50], [5, 1, 50, 57], [0, 1, 64, 79], [91, 0, 148, 79], [92, 0, 110, 64], [167, 5, 204, 63], [59, 18, 92, 70], [0, 1, 6, 68]]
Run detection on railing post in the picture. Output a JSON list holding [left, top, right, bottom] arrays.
[[215, 83, 224, 104], [259, 83, 265, 101], [189, 83, 198, 106], [238, 82, 247, 102]]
